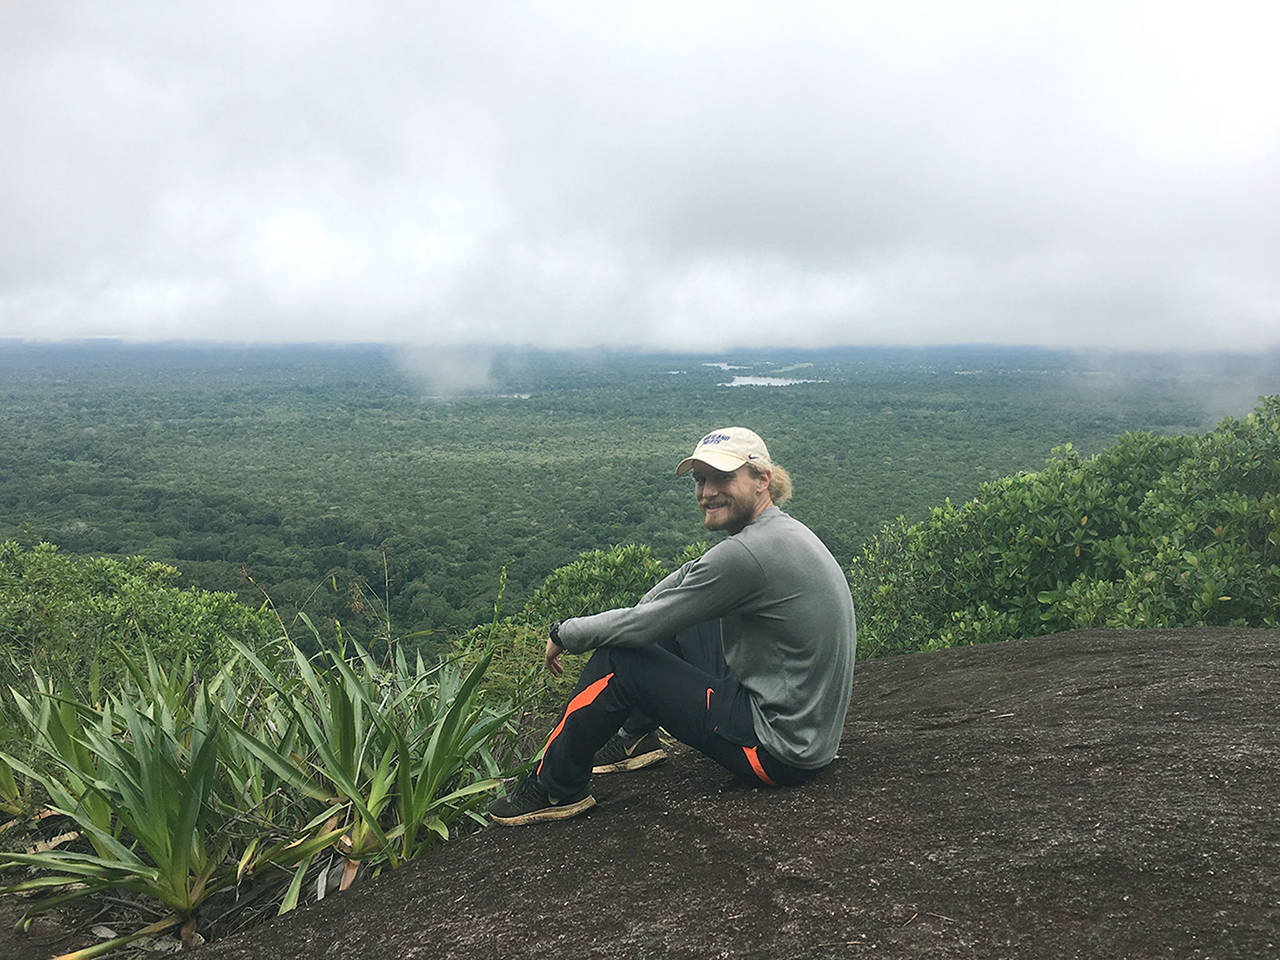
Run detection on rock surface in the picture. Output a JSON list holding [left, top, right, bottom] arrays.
[[157, 629, 1280, 957]]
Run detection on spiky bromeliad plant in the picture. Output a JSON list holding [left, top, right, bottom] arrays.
[[0, 654, 238, 955], [0, 649, 342, 957], [0, 614, 520, 956], [229, 624, 519, 892]]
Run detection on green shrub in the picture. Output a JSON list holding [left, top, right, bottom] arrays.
[[519, 543, 668, 624], [851, 396, 1280, 656], [1051, 396, 1280, 630], [0, 542, 280, 698]]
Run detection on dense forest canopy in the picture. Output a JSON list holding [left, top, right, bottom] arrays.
[[3, 341, 1277, 649]]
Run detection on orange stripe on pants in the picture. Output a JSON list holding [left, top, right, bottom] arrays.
[[743, 745, 778, 787], [537, 673, 615, 777]]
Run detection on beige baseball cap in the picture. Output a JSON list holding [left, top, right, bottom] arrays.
[[675, 427, 773, 476]]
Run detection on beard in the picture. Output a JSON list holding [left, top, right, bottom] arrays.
[[699, 496, 755, 534]]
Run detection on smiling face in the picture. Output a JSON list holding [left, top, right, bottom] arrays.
[[690, 461, 773, 534]]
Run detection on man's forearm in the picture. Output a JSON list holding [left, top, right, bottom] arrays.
[[557, 545, 754, 653]]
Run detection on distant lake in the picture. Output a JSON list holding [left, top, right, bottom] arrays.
[[719, 376, 829, 387]]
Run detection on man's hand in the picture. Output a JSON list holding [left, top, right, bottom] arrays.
[[544, 636, 565, 676], [545, 620, 565, 676]]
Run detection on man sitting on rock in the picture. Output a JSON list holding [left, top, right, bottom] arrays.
[[488, 426, 857, 825]]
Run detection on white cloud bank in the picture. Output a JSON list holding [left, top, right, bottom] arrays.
[[2, 1, 1278, 351]]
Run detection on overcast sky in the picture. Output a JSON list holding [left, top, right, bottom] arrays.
[[2, 2, 1278, 352]]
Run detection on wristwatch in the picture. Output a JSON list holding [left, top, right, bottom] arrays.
[[549, 621, 562, 646]]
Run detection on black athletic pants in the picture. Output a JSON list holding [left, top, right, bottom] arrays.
[[535, 620, 822, 801]]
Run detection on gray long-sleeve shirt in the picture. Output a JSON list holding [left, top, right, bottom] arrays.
[[557, 506, 856, 768]]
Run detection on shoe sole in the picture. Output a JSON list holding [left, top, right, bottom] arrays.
[[489, 794, 596, 827], [592, 748, 667, 775]]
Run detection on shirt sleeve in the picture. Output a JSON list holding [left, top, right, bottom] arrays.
[[636, 563, 690, 603], [556, 539, 763, 653]]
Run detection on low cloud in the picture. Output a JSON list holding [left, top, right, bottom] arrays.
[[1, 3, 1277, 351], [395, 346, 494, 396]]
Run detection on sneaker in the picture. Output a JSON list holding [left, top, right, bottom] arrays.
[[591, 731, 668, 774], [488, 774, 595, 826]]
